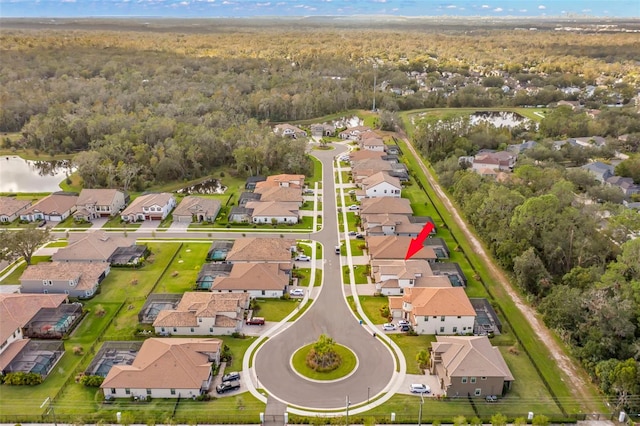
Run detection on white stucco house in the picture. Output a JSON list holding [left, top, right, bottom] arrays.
[[360, 172, 402, 200]]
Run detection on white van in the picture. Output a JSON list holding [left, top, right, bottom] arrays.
[[335, 245, 341, 254]]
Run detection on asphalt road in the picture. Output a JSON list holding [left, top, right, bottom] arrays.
[[252, 145, 394, 409]]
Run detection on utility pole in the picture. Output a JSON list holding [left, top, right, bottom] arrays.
[[345, 395, 350, 426], [41, 397, 57, 426]]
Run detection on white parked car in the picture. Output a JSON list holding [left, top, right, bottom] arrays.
[[382, 323, 396, 331], [289, 288, 305, 297], [398, 319, 410, 326], [410, 383, 431, 394], [347, 204, 360, 211], [294, 254, 311, 261]]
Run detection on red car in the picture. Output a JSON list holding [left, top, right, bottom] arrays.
[[246, 317, 265, 325]]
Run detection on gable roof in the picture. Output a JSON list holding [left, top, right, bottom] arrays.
[[362, 171, 401, 189], [121, 193, 173, 216], [367, 235, 436, 261], [226, 238, 295, 262], [23, 193, 78, 216], [0, 197, 31, 216], [254, 186, 303, 203], [349, 150, 386, 162], [153, 292, 249, 327], [77, 189, 123, 206], [173, 196, 221, 217], [0, 294, 67, 344], [403, 287, 475, 316], [52, 232, 133, 262], [359, 197, 413, 215], [245, 201, 299, 218], [20, 262, 109, 291], [431, 335, 514, 380], [255, 174, 305, 190], [211, 263, 289, 291], [101, 338, 222, 390]]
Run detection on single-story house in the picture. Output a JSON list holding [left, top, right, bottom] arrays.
[[360, 131, 385, 151], [245, 201, 300, 224], [121, 193, 176, 222], [225, 238, 296, 264], [52, 232, 134, 264], [254, 186, 304, 205], [359, 197, 413, 216], [429, 336, 514, 398], [361, 214, 436, 237], [20, 261, 110, 299], [74, 189, 126, 221], [255, 174, 305, 190], [153, 292, 250, 336], [372, 259, 451, 296], [310, 123, 336, 137], [581, 161, 615, 183], [195, 263, 233, 290], [211, 263, 290, 298], [101, 338, 222, 399], [244, 176, 266, 191], [273, 124, 307, 139], [470, 151, 517, 172], [389, 287, 476, 335], [0, 197, 31, 223], [339, 125, 371, 140], [20, 193, 78, 222], [172, 196, 221, 224]]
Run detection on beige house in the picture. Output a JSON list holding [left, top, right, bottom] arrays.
[[153, 292, 249, 336], [172, 196, 221, 224], [20, 193, 78, 222], [19, 261, 110, 299], [121, 193, 176, 222], [273, 124, 307, 139], [245, 201, 300, 224], [211, 263, 289, 298], [101, 338, 222, 399], [254, 186, 304, 205], [359, 197, 413, 216], [52, 232, 133, 263], [389, 287, 476, 335], [348, 150, 386, 163], [430, 336, 514, 398], [359, 131, 386, 151], [0, 197, 31, 223], [372, 259, 451, 295], [360, 172, 402, 199], [255, 174, 305, 190], [367, 235, 437, 262], [74, 189, 126, 220], [225, 238, 296, 264]]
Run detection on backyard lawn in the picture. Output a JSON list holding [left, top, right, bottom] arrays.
[[388, 334, 434, 375], [359, 295, 389, 324], [253, 299, 298, 322], [153, 242, 210, 293]]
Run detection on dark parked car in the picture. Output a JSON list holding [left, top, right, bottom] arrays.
[[222, 371, 240, 382], [216, 380, 240, 394], [400, 324, 411, 332], [246, 317, 265, 325]]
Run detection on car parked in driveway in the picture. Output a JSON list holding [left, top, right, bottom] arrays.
[[222, 371, 240, 382], [398, 319, 410, 326], [294, 254, 311, 261], [410, 383, 431, 394], [382, 323, 396, 331], [246, 317, 265, 326], [216, 380, 240, 394], [289, 288, 305, 297], [347, 204, 360, 211]]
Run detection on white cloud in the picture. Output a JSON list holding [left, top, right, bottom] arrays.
[[256, 1, 271, 5], [538, 4, 546, 9], [446, 4, 457, 9], [493, 7, 502, 12], [481, 4, 490, 8], [371, 0, 388, 3], [519, 9, 527, 12]]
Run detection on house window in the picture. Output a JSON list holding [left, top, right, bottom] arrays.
[[439, 327, 444, 333], [481, 376, 487, 380], [474, 388, 482, 396], [453, 327, 457, 333], [146, 389, 152, 395], [457, 315, 461, 319], [440, 316, 445, 321], [471, 377, 476, 383], [198, 318, 202, 323], [190, 328, 194, 332], [209, 328, 213, 333], [424, 317, 428, 322], [461, 377, 468, 384], [125, 388, 131, 395], [261, 290, 265, 295], [111, 388, 116, 394], [173, 328, 177, 332], [432, 316, 437, 319], [170, 389, 176, 395], [161, 328, 165, 332]]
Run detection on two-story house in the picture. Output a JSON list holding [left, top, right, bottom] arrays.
[[19, 261, 110, 299], [360, 172, 402, 200], [372, 259, 451, 295], [120, 193, 176, 222], [74, 189, 126, 221]]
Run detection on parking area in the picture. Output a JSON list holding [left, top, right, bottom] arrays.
[[397, 373, 443, 397]]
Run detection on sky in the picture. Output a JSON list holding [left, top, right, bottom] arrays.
[[0, 0, 639, 18]]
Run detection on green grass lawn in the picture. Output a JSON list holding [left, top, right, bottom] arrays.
[[46, 240, 68, 247], [357, 394, 476, 422], [308, 155, 323, 183], [342, 264, 369, 284], [220, 335, 256, 370], [173, 392, 265, 424], [153, 242, 209, 293], [359, 295, 389, 324], [388, 334, 435, 375], [253, 299, 298, 322], [348, 239, 366, 256], [291, 343, 357, 381], [54, 215, 92, 229], [102, 216, 141, 230]]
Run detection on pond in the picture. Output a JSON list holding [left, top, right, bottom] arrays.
[[0, 156, 74, 193], [469, 111, 532, 129], [175, 179, 227, 195]]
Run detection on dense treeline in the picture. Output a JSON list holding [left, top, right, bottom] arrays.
[[414, 110, 640, 411]]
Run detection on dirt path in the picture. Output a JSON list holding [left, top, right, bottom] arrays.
[[398, 131, 597, 412]]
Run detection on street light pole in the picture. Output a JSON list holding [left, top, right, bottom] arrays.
[[372, 63, 378, 112], [417, 392, 424, 426], [367, 386, 370, 404], [346, 395, 350, 426]]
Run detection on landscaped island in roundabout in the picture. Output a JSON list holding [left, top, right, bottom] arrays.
[[291, 334, 358, 381]]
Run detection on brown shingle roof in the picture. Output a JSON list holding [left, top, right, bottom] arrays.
[[402, 287, 476, 316], [101, 338, 222, 390], [153, 292, 248, 328], [362, 171, 401, 189], [52, 232, 132, 262], [432, 336, 514, 380], [367, 236, 436, 261], [359, 198, 413, 215], [23, 194, 78, 216], [254, 186, 303, 203], [121, 193, 173, 216], [0, 197, 31, 217], [245, 201, 299, 218], [20, 262, 109, 291], [226, 238, 295, 262], [173, 196, 221, 218], [77, 189, 123, 207], [212, 263, 289, 291]]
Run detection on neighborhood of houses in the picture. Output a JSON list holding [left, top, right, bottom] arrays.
[[1, 123, 516, 405]]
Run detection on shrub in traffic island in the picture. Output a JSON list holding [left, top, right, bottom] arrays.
[[305, 334, 342, 372]]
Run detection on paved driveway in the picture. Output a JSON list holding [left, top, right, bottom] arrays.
[[254, 144, 394, 409]]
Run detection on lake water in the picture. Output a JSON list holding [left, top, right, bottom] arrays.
[[0, 156, 74, 193]]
